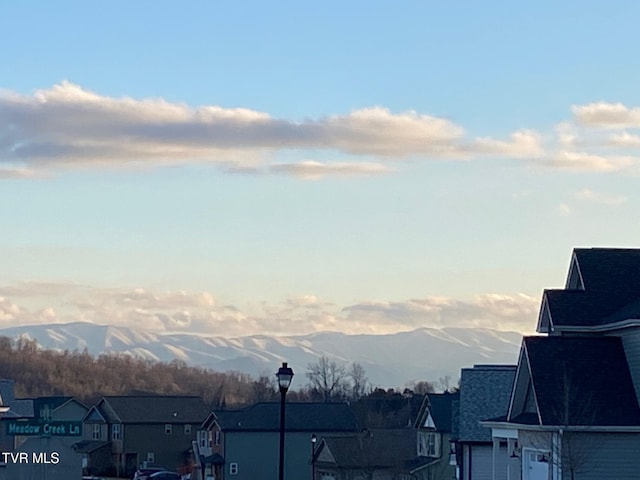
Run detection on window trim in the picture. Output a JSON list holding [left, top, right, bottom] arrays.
[[112, 423, 122, 441]]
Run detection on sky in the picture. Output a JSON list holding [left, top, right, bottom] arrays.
[[2, 1, 640, 338]]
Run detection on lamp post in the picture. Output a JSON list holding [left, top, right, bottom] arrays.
[[276, 362, 294, 480], [310, 433, 317, 480]]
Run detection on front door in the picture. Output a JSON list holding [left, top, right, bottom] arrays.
[[523, 449, 550, 480], [125, 453, 138, 476]]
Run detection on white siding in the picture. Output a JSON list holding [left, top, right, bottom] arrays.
[[468, 444, 492, 480]]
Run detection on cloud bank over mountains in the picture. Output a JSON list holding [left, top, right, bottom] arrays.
[[4, 82, 640, 178], [0, 282, 538, 337]]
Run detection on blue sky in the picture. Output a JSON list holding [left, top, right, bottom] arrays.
[[1, 1, 640, 337]]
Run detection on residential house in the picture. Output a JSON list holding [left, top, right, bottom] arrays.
[[199, 402, 358, 480], [411, 392, 459, 480], [82, 395, 211, 477], [313, 428, 417, 480], [453, 364, 516, 480], [351, 389, 425, 429], [197, 412, 225, 480], [0, 379, 32, 453], [484, 248, 640, 480], [0, 384, 85, 480]]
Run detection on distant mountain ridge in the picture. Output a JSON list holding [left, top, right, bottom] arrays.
[[0, 322, 522, 388]]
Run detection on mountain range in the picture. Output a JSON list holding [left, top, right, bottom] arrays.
[[0, 322, 523, 388]]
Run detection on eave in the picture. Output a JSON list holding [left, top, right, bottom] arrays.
[[482, 420, 640, 433], [553, 318, 640, 334]]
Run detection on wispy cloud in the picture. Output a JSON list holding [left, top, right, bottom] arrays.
[[543, 151, 637, 172], [573, 188, 627, 205], [0, 282, 538, 336], [341, 294, 539, 334], [270, 160, 393, 179]]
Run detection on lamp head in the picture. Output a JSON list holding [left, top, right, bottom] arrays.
[[276, 362, 294, 392]]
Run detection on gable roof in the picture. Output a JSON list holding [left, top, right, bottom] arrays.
[[216, 402, 357, 432], [457, 365, 516, 442], [414, 392, 458, 432], [33, 396, 87, 417], [0, 380, 32, 418], [83, 405, 107, 423], [518, 336, 640, 426], [539, 248, 640, 332], [99, 395, 211, 424], [315, 428, 416, 469]]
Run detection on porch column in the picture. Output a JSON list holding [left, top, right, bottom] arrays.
[[506, 438, 515, 480], [492, 437, 500, 480]]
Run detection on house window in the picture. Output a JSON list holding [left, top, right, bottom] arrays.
[[229, 463, 238, 475], [214, 430, 221, 446], [427, 432, 437, 456], [112, 423, 121, 440], [92, 424, 101, 440], [184, 424, 192, 434], [165, 424, 172, 435], [198, 430, 207, 448], [418, 431, 439, 457], [147, 452, 155, 464]]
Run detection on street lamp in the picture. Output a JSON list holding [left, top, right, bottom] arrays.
[[310, 433, 317, 480], [276, 362, 294, 480]]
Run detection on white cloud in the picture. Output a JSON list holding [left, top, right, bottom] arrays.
[[0, 82, 558, 179], [608, 131, 640, 148], [470, 129, 544, 158], [0, 82, 468, 172], [342, 293, 539, 334], [0, 282, 538, 336], [572, 101, 640, 129], [557, 204, 572, 217], [8, 83, 640, 177], [543, 151, 638, 172], [573, 188, 627, 205], [270, 160, 393, 179]]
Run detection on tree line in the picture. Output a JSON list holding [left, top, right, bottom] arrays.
[[0, 336, 446, 408]]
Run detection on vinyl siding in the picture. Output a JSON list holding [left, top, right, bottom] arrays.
[[470, 445, 492, 480], [609, 326, 640, 400], [559, 432, 640, 480]]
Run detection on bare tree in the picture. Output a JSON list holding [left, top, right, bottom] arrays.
[[306, 356, 349, 402], [405, 379, 436, 394], [349, 362, 369, 400]]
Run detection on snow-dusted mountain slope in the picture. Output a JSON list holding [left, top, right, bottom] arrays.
[[0, 322, 522, 388]]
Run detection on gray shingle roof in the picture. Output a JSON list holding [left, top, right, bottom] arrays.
[[524, 336, 640, 426], [317, 428, 416, 469], [216, 402, 357, 432], [427, 393, 458, 433], [457, 365, 516, 442], [543, 248, 640, 329], [100, 395, 211, 424], [414, 393, 458, 432], [0, 379, 33, 418]]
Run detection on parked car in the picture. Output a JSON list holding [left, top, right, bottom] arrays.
[[148, 472, 181, 480], [133, 467, 167, 480]]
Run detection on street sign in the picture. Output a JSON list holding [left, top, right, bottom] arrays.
[[5, 420, 82, 437]]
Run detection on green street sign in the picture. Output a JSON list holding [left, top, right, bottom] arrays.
[[5, 420, 82, 437]]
